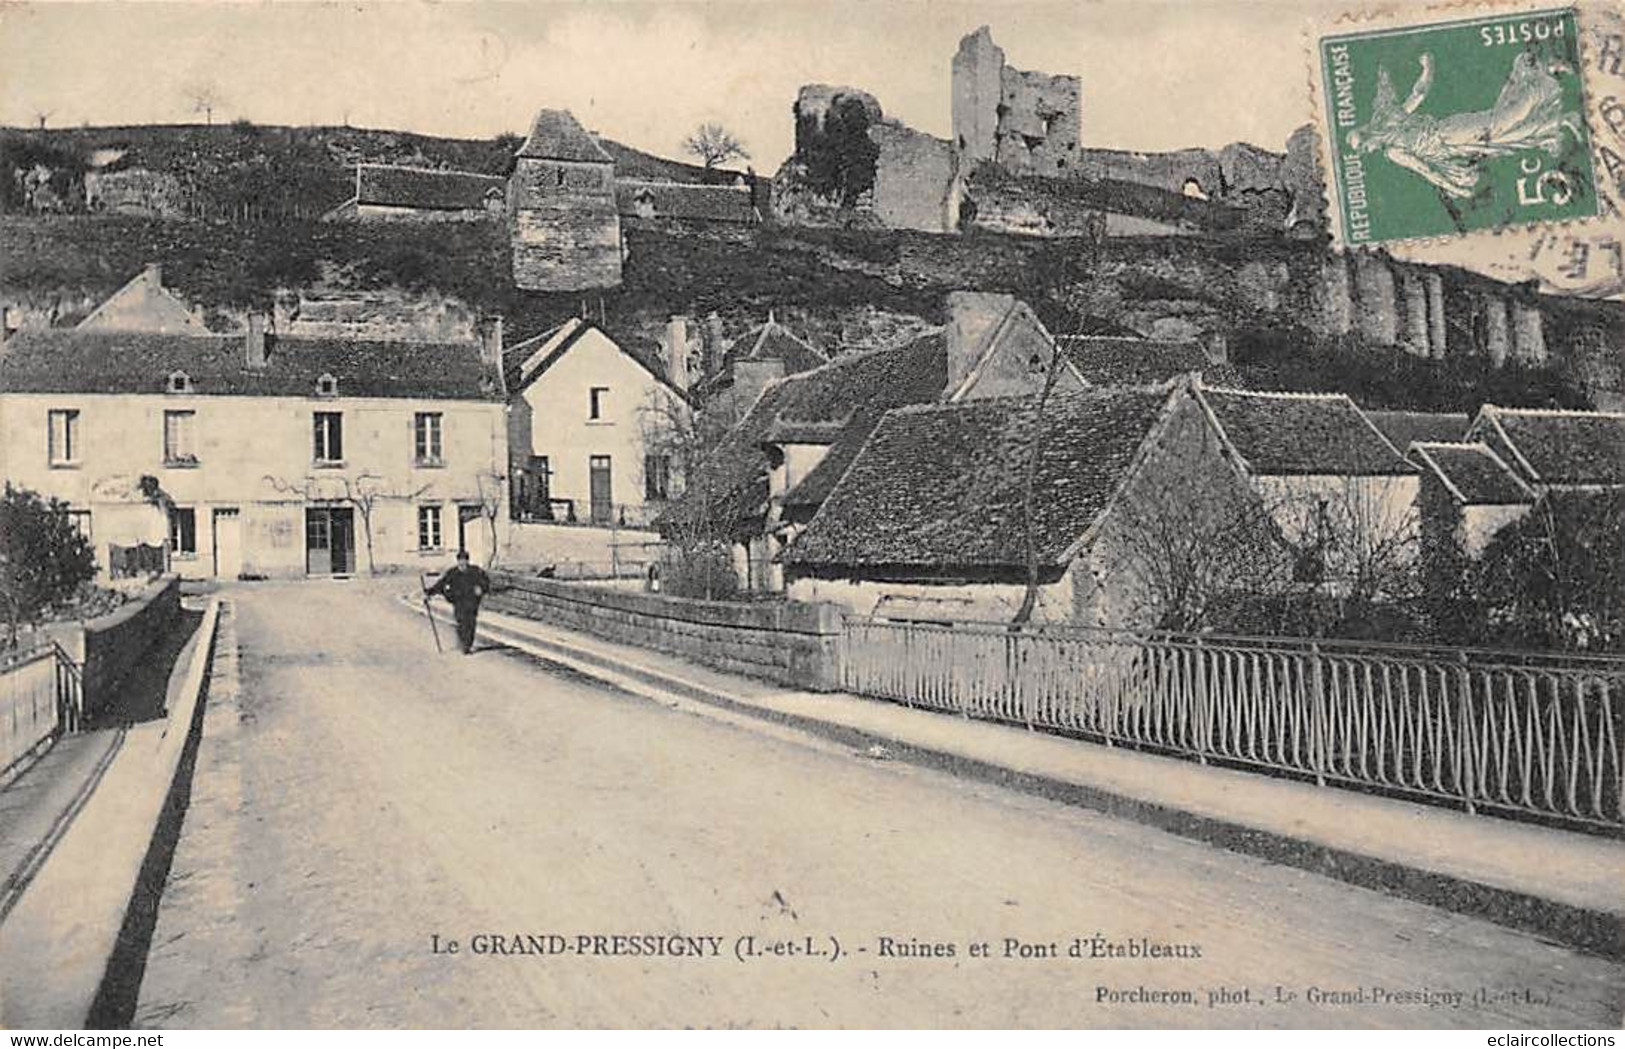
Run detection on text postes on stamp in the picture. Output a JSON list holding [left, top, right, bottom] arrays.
[[1318, 6, 1601, 246]]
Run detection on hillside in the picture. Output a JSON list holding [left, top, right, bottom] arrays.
[[0, 122, 748, 220], [2, 211, 1609, 414]]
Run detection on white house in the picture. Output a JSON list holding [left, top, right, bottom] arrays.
[[1190, 385, 1421, 589], [0, 322, 509, 579], [505, 318, 691, 527]]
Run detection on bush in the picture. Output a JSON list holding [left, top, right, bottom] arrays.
[[660, 544, 739, 601], [1471, 491, 1625, 653], [1, 483, 97, 648]]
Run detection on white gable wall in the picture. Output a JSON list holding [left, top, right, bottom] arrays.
[[518, 327, 689, 523]]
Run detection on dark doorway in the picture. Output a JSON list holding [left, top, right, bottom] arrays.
[[589, 455, 613, 525], [304, 506, 356, 575]]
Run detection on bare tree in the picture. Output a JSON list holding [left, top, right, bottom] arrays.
[[473, 471, 506, 569], [264, 472, 430, 576], [639, 387, 738, 599], [183, 78, 225, 125], [682, 122, 750, 172], [1109, 472, 1293, 633], [1265, 474, 1421, 632]]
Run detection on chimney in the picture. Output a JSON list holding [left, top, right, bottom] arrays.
[[142, 262, 163, 287], [664, 315, 691, 392], [732, 359, 784, 411], [703, 311, 727, 378], [1201, 329, 1228, 365], [479, 315, 505, 368], [245, 311, 268, 369], [1, 306, 19, 346], [945, 290, 1015, 394]]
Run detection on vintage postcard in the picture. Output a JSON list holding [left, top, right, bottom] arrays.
[[0, 0, 1621, 1035]]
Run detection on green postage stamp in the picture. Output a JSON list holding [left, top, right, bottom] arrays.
[[1317, 6, 1602, 245]]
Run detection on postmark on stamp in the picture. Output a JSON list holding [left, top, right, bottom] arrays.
[[1317, 6, 1602, 246]]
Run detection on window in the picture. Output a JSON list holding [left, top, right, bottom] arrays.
[[169, 507, 197, 557], [644, 454, 671, 501], [589, 386, 609, 421], [47, 409, 80, 465], [313, 412, 343, 464], [315, 373, 339, 397], [66, 509, 92, 543], [167, 370, 192, 394], [414, 412, 443, 464], [164, 410, 198, 465], [417, 505, 443, 550]]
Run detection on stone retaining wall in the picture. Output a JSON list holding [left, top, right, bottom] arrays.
[[489, 573, 844, 691], [44, 577, 181, 719]]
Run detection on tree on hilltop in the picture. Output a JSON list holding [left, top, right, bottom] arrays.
[[683, 123, 750, 174]]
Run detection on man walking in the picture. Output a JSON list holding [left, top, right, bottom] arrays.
[[427, 550, 491, 654]]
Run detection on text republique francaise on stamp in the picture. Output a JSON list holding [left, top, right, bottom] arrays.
[[1316, 5, 1605, 246]]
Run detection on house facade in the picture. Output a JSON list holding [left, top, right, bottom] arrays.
[[1191, 386, 1421, 591], [0, 325, 508, 579], [506, 318, 690, 528]]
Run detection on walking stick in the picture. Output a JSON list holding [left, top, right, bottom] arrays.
[[419, 573, 444, 653]]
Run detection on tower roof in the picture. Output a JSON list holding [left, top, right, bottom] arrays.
[[515, 109, 613, 164]]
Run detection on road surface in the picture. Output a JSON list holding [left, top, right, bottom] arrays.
[[132, 580, 1624, 1028]]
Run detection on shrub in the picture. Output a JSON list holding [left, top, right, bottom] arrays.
[[1, 483, 97, 648], [1471, 491, 1625, 653]]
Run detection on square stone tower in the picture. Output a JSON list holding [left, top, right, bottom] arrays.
[[508, 109, 623, 291], [951, 27, 1082, 178]]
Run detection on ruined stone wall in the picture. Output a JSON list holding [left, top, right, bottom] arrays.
[[509, 158, 622, 291], [996, 66, 1082, 177], [869, 122, 957, 233], [83, 168, 187, 219], [276, 290, 482, 344], [1074, 147, 1226, 197]]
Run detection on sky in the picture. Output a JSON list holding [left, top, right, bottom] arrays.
[[0, 0, 1335, 167]]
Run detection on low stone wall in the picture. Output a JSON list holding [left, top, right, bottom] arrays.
[[489, 573, 844, 691], [44, 577, 182, 719]]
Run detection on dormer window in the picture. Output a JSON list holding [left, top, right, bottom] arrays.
[[167, 370, 192, 394], [315, 373, 339, 398]]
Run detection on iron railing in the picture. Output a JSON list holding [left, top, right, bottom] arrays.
[[1, 642, 83, 781], [841, 618, 1625, 831]]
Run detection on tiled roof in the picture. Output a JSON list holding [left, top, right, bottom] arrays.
[[1057, 335, 1237, 386], [355, 164, 506, 211], [658, 332, 949, 536], [515, 109, 613, 163], [1366, 410, 1470, 452], [1411, 443, 1534, 506], [1470, 406, 1625, 486], [1198, 387, 1415, 476], [784, 387, 1174, 570], [616, 179, 758, 223], [0, 330, 503, 401], [776, 334, 950, 510]]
